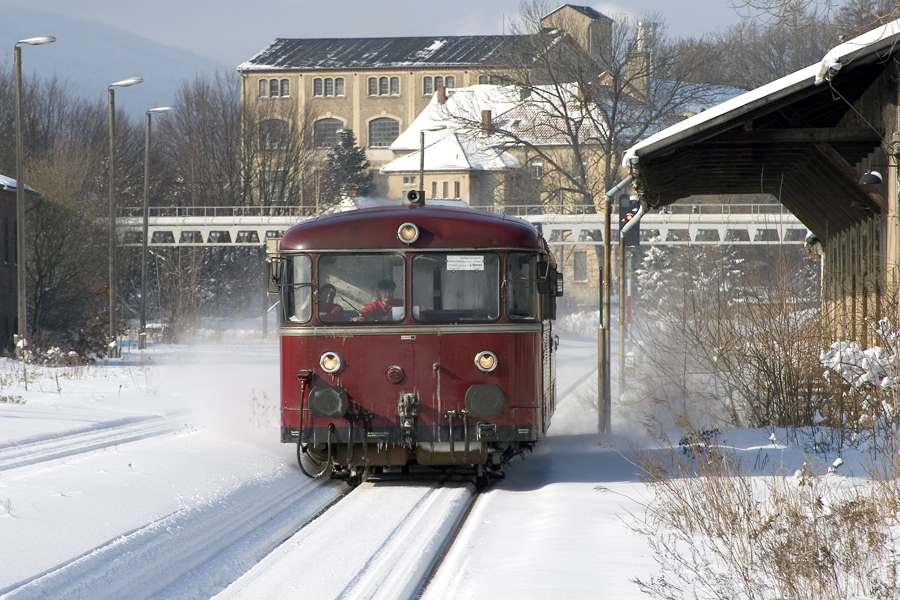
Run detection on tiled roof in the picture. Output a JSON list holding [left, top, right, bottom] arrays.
[[239, 32, 560, 71]]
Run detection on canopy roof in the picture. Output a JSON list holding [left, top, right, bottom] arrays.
[[622, 20, 900, 237]]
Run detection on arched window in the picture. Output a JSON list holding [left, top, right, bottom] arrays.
[[314, 118, 343, 148], [260, 119, 289, 150], [379, 77, 389, 96], [315, 77, 344, 97], [368, 77, 378, 96], [369, 117, 399, 148], [260, 170, 287, 204], [434, 76, 444, 89], [390, 77, 399, 95], [445, 76, 455, 88], [260, 78, 290, 98], [423, 76, 433, 95]]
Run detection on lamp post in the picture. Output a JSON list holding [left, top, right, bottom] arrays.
[[107, 77, 142, 359], [417, 125, 446, 203], [140, 106, 173, 349], [14, 35, 55, 357]]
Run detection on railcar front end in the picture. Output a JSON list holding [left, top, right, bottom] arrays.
[[267, 204, 561, 485]]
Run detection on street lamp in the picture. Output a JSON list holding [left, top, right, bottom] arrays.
[[416, 125, 447, 204], [140, 106, 173, 349], [14, 35, 55, 357], [107, 76, 142, 359]]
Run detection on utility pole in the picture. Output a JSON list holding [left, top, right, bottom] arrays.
[[599, 176, 633, 433], [600, 193, 612, 433], [619, 235, 626, 394]]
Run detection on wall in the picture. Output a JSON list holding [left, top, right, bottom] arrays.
[[0, 188, 16, 353]]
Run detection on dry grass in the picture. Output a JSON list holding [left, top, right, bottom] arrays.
[[621, 417, 900, 600]]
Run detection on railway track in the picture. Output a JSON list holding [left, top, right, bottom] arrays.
[[216, 474, 480, 600], [0, 413, 193, 472], [1, 469, 345, 600]]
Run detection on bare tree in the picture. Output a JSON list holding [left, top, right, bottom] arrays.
[[634, 244, 825, 428], [5, 81, 114, 352], [685, 1, 900, 90], [684, 12, 838, 89], [239, 90, 317, 211], [155, 72, 245, 207], [732, 0, 900, 28], [435, 2, 723, 220]]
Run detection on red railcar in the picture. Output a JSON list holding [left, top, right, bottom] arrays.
[[267, 203, 561, 485]]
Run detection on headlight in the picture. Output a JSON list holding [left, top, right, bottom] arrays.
[[320, 351, 343, 374], [474, 350, 498, 373], [398, 222, 420, 244]]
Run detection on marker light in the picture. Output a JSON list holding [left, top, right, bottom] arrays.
[[320, 351, 343, 374], [475, 350, 498, 373], [398, 222, 420, 244]]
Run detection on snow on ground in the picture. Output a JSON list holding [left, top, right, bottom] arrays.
[[0, 325, 879, 599]]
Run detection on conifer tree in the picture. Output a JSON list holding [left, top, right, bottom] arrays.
[[321, 129, 373, 206]]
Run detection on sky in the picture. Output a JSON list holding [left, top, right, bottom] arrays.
[[5, 0, 746, 68]]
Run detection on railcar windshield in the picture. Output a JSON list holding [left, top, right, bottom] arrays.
[[283, 250, 543, 325], [316, 253, 405, 322], [506, 252, 540, 320], [411, 253, 500, 322], [282, 254, 312, 322]]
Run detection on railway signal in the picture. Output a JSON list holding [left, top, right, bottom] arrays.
[[619, 195, 640, 247]]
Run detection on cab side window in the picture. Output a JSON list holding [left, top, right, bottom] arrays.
[[506, 252, 539, 320]]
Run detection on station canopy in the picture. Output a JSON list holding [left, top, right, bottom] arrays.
[[622, 20, 900, 238]]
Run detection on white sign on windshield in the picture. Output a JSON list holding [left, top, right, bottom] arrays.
[[447, 255, 484, 271]]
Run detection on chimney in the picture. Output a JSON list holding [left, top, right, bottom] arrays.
[[481, 109, 492, 136], [625, 52, 650, 99], [437, 86, 447, 104]]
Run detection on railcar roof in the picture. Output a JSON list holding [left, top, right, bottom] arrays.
[[280, 205, 542, 251]]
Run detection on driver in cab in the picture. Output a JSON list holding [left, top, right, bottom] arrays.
[[357, 279, 403, 321]]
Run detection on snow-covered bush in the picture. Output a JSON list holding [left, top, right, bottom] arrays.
[[819, 318, 900, 445], [555, 310, 599, 338]]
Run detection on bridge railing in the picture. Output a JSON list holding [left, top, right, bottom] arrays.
[[486, 203, 793, 217], [116, 202, 804, 247], [118, 205, 311, 219], [119, 203, 793, 219]]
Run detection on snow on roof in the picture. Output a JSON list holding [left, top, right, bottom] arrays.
[[389, 85, 526, 152], [237, 32, 563, 72], [622, 18, 900, 167], [0, 174, 37, 194], [0, 174, 16, 191], [381, 85, 532, 174], [380, 129, 520, 174], [382, 80, 631, 175]]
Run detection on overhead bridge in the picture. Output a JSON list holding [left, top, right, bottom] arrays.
[[117, 203, 807, 248]]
